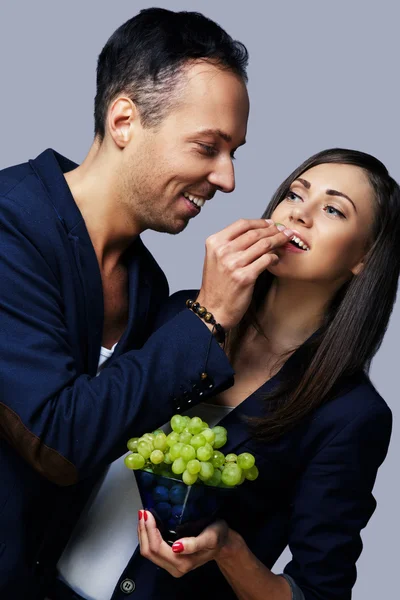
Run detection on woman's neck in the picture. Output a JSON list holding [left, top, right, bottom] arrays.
[[257, 278, 334, 354]]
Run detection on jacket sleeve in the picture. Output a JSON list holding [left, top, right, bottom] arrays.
[[0, 203, 234, 486], [283, 403, 392, 600]]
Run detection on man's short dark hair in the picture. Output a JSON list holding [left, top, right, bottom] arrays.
[[94, 8, 249, 139]]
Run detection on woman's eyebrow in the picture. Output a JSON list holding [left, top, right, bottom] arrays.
[[326, 189, 357, 212], [294, 178, 357, 212]]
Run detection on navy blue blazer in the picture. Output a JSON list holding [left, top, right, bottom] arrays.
[[102, 290, 392, 600], [0, 150, 234, 600]]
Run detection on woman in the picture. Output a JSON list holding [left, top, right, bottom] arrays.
[[137, 148, 400, 600]]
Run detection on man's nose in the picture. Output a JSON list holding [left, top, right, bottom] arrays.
[[207, 158, 235, 194]]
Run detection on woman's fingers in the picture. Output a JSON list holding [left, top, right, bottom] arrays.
[[171, 520, 228, 556]]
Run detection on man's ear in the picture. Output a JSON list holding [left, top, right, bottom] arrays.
[[107, 97, 139, 148]]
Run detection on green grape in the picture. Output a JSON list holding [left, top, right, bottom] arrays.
[[126, 437, 139, 452], [198, 461, 215, 480], [159, 468, 172, 479], [186, 459, 201, 474], [171, 414, 186, 433], [204, 468, 222, 487], [150, 450, 165, 464], [225, 453, 238, 463], [153, 433, 168, 452], [221, 463, 242, 487], [213, 433, 227, 449], [188, 417, 204, 435], [166, 432, 180, 447], [244, 465, 259, 481], [169, 442, 184, 461], [201, 421, 209, 430], [197, 443, 213, 462], [137, 440, 152, 459], [182, 469, 198, 485], [190, 434, 207, 450], [143, 433, 155, 443], [212, 425, 228, 437], [181, 444, 196, 462], [237, 452, 255, 470], [238, 471, 246, 485], [138, 436, 154, 451], [211, 450, 225, 468], [152, 429, 164, 436], [201, 428, 215, 445], [179, 431, 193, 444], [124, 453, 145, 470], [172, 457, 187, 475], [182, 416, 191, 426], [163, 452, 173, 465]]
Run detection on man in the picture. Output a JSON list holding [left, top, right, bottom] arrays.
[[0, 8, 293, 600]]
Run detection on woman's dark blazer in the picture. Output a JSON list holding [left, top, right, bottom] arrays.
[[119, 290, 392, 600]]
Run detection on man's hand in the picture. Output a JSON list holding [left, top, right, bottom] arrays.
[[196, 219, 293, 330], [138, 510, 237, 578]]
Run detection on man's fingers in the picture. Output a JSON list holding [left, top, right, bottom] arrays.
[[228, 231, 291, 269], [208, 218, 274, 247]]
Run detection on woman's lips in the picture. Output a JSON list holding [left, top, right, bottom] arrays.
[[282, 242, 306, 253]]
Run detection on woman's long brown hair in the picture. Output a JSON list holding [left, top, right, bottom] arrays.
[[227, 148, 400, 440]]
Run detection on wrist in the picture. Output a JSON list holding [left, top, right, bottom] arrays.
[[186, 298, 226, 344], [215, 528, 245, 566]]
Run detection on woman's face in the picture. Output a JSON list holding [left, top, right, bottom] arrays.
[[268, 162, 376, 285]]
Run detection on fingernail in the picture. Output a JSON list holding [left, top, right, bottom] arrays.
[[138, 510, 142, 521], [265, 219, 274, 225], [143, 510, 148, 522], [276, 224, 286, 231], [172, 542, 184, 553], [283, 228, 294, 237]]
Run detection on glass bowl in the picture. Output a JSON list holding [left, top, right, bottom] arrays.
[[134, 470, 236, 544]]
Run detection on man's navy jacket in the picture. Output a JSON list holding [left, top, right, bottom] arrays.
[[0, 149, 234, 599], [0, 150, 392, 600]]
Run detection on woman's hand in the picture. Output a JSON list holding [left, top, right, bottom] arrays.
[[138, 509, 234, 578]]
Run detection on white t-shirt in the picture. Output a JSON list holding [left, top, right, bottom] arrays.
[[57, 346, 233, 600]]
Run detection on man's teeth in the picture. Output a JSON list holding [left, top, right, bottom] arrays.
[[291, 235, 310, 251], [183, 192, 205, 208]]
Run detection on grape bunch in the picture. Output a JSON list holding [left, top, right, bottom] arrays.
[[124, 414, 258, 487]]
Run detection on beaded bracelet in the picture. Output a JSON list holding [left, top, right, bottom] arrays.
[[186, 299, 226, 345]]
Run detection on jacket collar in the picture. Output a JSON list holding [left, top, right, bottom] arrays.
[[29, 148, 83, 233], [28, 148, 152, 374]]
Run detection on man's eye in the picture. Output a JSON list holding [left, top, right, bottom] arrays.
[[198, 143, 217, 156]]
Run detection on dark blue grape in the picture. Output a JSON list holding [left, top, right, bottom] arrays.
[[153, 485, 169, 504], [154, 502, 172, 520]]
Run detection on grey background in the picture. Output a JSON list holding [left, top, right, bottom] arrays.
[[0, 1, 398, 597]]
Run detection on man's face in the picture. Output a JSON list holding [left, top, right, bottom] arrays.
[[120, 61, 249, 234]]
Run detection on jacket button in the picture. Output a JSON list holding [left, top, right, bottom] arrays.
[[120, 579, 136, 594]]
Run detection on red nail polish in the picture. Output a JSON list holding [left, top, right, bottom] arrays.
[[172, 542, 184, 553], [138, 510, 142, 521], [143, 510, 148, 522]]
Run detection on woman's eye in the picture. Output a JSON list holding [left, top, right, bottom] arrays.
[[324, 205, 346, 218], [286, 191, 302, 202]]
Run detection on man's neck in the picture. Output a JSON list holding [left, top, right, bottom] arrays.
[[64, 139, 141, 270]]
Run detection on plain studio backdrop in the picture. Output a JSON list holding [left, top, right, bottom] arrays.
[[0, 1, 398, 597]]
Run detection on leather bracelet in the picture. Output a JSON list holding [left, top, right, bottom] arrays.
[[186, 299, 226, 345]]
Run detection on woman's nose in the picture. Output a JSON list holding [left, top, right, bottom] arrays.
[[289, 205, 312, 226]]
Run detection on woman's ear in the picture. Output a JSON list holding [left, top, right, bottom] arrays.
[[351, 260, 365, 276]]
